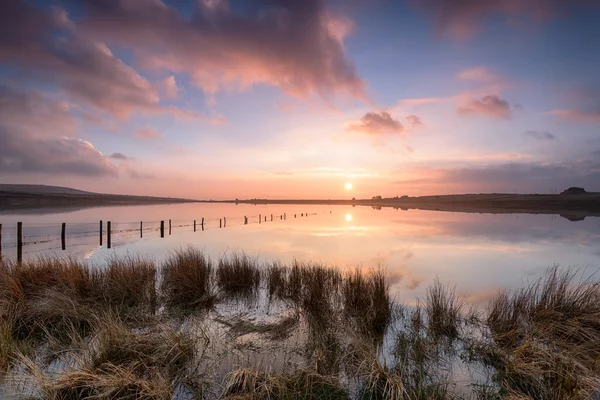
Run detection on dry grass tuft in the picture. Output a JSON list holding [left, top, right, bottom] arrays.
[[222, 368, 347, 399], [343, 268, 392, 336], [484, 266, 600, 399], [161, 247, 215, 311], [425, 279, 464, 340], [217, 253, 261, 300]]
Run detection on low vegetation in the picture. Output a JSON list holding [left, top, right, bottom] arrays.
[[0, 252, 598, 399]]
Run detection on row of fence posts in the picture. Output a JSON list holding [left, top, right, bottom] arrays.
[[1, 212, 312, 261]]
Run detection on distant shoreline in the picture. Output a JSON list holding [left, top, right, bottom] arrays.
[[2, 186, 600, 218]]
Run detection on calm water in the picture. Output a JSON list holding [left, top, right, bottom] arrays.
[[1, 203, 599, 304]]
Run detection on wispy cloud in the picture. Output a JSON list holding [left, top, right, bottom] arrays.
[[524, 130, 556, 141]]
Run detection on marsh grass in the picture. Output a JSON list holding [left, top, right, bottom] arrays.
[[343, 268, 392, 337], [217, 253, 261, 300], [91, 318, 196, 380], [482, 266, 600, 399], [425, 279, 464, 341], [222, 368, 348, 400], [3, 252, 600, 400], [161, 247, 215, 311]]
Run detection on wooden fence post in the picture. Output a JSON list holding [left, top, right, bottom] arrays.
[[61, 223, 66, 250], [259, 214, 261, 224], [194, 220, 196, 232], [244, 216, 247, 225], [140, 221, 143, 238], [107, 221, 111, 249], [220, 219, 222, 228], [99, 220, 103, 246], [201, 217, 204, 231], [17, 222, 23, 263], [169, 219, 172, 235], [160, 221, 165, 238], [271, 214, 273, 221]]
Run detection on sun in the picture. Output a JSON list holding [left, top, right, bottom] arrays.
[[345, 214, 353, 222], [345, 182, 353, 190]]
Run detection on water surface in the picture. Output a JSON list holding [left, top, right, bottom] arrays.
[[1, 203, 599, 304]]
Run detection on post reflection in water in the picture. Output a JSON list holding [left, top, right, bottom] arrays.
[[1, 203, 599, 305]]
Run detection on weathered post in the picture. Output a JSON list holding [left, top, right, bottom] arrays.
[[201, 217, 204, 229], [160, 221, 165, 238], [169, 219, 172, 235], [140, 221, 143, 238], [259, 214, 261, 224], [220, 219, 222, 228], [294, 214, 296, 218], [194, 220, 196, 232], [17, 222, 23, 262], [61, 223, 66, 250], [284, 213, 286, 220], [99, 220, 103, 246], [271, 214, 273, 221], [244, 216, 248, 225], [107, 221, 111, 249]]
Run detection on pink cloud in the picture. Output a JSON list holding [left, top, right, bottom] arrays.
[[397, 97, 446, 107], [413, 0, 559, 39], [457, 94, 512, 119], [548, 109, 600, 124], [158, 76, 180, 99], [458, 66, 503, 84], [346, 111, 404, 135], [74, 0, 367, 102], [135, 128, 164, 140], [406, 114, 425, 128]]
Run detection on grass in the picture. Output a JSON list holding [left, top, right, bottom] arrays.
[[217, 253, 261, 300], [482, 266, 600, 399], [222, 368, 348, 399], [2, 252, 599, 400], [343, 268, 392, 336], [424, 279, 464, 341], [161, 246, 215, 311]]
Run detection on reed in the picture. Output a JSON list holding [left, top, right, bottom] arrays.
[[425, 279, 464, 340], [217, 252, 261, 299], [161, 247, 215, 311]]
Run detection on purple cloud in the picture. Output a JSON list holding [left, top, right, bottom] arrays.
[[347, 111, 404, 135], [524, 130, 556, 141], [69, 0, 366, 101], [457, 95, 512, 119]]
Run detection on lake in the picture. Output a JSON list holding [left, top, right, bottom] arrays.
[[2, 203, 599, 305]]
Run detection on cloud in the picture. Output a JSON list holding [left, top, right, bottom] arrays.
[[70, 0, 366, 102], [548, 109, 600, 124], [346, 111, 404, 135], [524, 130, 556, 141], [135, 128, 163, 140], [394, 161, 600, 193], [109, 152, 130, 160], [0, 84, 78, 136], [127, 169, 156, 180], [0, 2, 208, 121], [412, 0, 565, 39], [0, 127, 117, 176], [397, 97, 446, 107], [406, 114, 425, 128], [458, 66, 503, 84], [159, 76, 180, 99], [457, 94, 512, 118]]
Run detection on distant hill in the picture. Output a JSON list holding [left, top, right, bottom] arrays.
[[0, 184, 200, 211], [0, 184, 95, 195]]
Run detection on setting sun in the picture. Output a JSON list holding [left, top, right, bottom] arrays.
[[345, 182, 353, 190]]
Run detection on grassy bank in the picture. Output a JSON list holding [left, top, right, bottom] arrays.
[[0, 249, 599, 399]]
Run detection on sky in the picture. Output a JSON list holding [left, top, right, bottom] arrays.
[[1, 0, 600, 199]]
